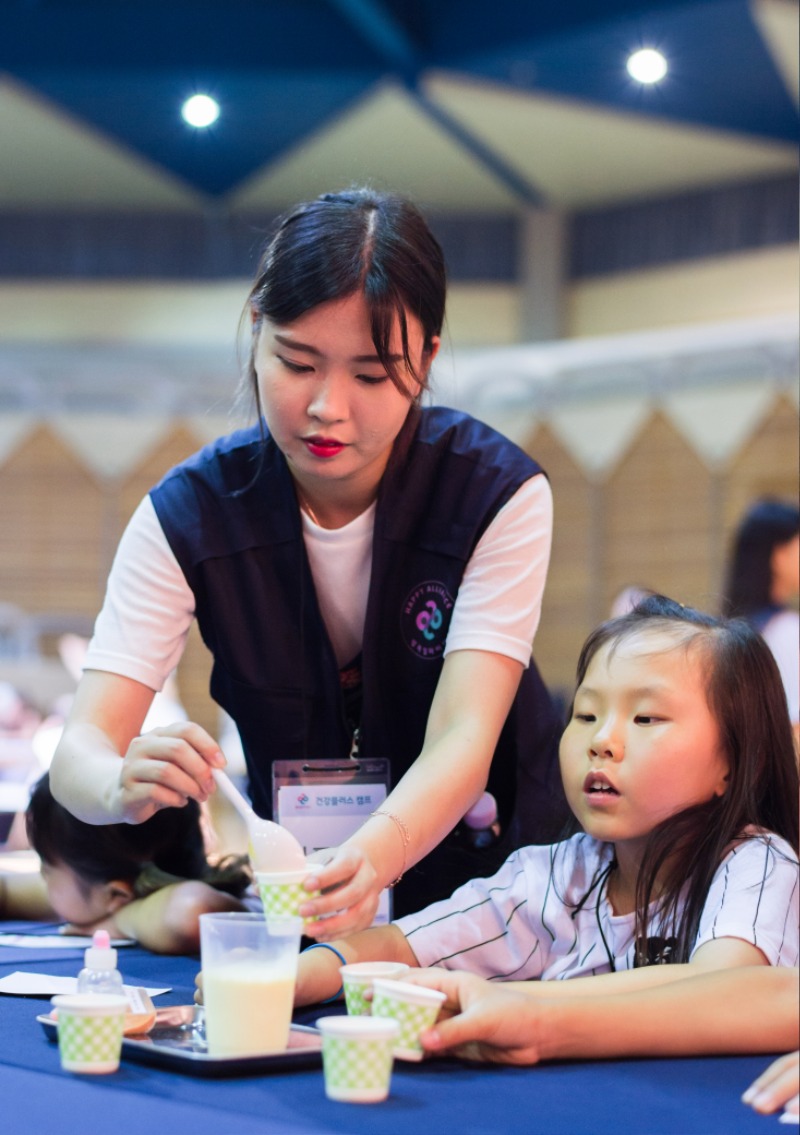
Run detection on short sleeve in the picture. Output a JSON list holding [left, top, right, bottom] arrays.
[[692, 835, 799, 966], [83, 496, 195, 692], [443, 475, 553, 667]]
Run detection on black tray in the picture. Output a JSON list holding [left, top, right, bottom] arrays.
[[39, 1004, 322, 1077]]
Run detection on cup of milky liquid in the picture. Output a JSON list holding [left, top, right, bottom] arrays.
[[51, 993, 129, 1074], [199, 912, 302, 1057]]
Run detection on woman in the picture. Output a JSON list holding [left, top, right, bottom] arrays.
[[50, 187, 568, 935]]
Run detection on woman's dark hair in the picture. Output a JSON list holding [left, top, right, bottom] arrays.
[[26, 773, 250, 898], [723, 497, 800, 619], [568, 594, 799, 966], [243, 186, 446, 413]]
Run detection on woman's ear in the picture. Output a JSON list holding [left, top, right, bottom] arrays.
[[103, 880, 135, 914]]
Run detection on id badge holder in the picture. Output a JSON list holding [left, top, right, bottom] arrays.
[[272, 758, 392, 925]]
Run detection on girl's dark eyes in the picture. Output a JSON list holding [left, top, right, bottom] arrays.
[[573, 713, 595, 722]]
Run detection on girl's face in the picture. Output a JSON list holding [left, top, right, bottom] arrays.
[[252, 292, 439, 507], [771, 533, 800, 602], [559, 630, 729, 860], [40, 861, 128, 930]]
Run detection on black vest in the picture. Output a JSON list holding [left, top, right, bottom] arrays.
[[151, 408, 568, 912]]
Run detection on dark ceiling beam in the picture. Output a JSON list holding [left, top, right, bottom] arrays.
[[323, 0, 418, 71], [409, 86, 546, 207], [322, 0, 546, 204]]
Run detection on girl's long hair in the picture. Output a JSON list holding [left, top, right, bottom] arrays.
[[26, 773, 251, 898], [571, 594, 799, 965]]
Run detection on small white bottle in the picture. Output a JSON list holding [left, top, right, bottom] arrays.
[[77, 929, 124, 996]]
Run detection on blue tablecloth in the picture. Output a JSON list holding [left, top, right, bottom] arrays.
[[0, 922, 782, 1135]]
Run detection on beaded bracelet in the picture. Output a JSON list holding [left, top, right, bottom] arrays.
[[302, 942, 347, 1004], [370, 809, 410, 887]]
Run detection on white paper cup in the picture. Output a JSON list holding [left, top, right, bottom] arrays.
[[256, 869, 320, 923], [340, 962, 410, 1016], [52, 993, 128, 1074], [317, 1015, 400, 1102], [199, 912, 302, 1057], [370, 977, 446, 1061]]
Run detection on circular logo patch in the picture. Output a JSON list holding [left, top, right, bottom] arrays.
[[401, 581, 455, 659]]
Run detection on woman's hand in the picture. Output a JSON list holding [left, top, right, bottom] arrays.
[[115, 721, 225, 823], [743, 1051, 800, 1118], [299, 845, 381, 940]]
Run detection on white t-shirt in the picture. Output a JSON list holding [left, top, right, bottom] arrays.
[[761, 609, 800, 725], [395, 830, 799, 978], [84, 475, 553, 687]]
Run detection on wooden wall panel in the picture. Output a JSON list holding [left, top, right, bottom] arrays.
[[605, 412, 717, 612], [524, 423, 594, 698], [722, 396, 800, 538], [0, 425, 107, 616]]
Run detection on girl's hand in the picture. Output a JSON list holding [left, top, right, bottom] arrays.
[[402, 969, 546, 1065], [115, 721, 225, 823], [742, 1051, 800, 1117], [299, 846, 381, 939]]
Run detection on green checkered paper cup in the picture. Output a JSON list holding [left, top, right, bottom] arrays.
[[256, 869, 319, 924], [52, 994, 128, 1074], [317, 1015, 399, 1102], [340, 962, 410, 1016], [370, 978, 446, 1061]]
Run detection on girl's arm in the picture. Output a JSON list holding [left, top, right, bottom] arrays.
[[501, 936, 770, 1000], [50, 670, 224, 825], [299, 648, 525, 937], [110, 882, 247, 954], [294, 923, 418, 1006], [0, 864, 54, 920], [407, 965, 799, 1064]]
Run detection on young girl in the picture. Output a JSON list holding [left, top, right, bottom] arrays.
[[49, 186, 568, 934], [294, 595, 799, 1002], [23, 773, 251, 953]]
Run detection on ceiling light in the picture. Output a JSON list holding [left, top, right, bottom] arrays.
[[626, 48, 668, 85], [181, 94, 220, 128]]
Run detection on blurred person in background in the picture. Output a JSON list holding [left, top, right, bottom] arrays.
[[723, 498, 799, 745]]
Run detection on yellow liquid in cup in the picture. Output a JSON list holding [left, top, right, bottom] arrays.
[[203, 965, 295, 1057]]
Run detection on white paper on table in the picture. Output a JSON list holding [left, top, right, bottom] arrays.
[[0, 933, 135, 949], [0, 972, 170, 997]]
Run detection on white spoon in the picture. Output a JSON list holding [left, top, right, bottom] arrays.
[[212, 768, 306, 871]]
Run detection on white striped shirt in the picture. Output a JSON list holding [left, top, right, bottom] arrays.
[[395, 830, 799, 979]]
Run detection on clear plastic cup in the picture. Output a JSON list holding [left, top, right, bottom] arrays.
[[199, 912, 302, 1057]]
